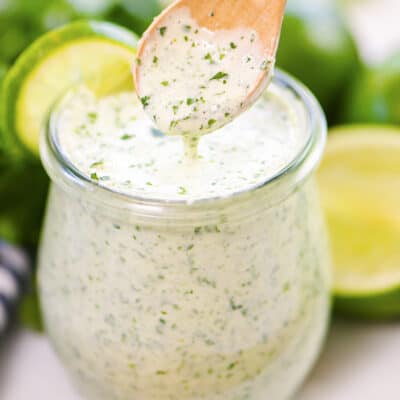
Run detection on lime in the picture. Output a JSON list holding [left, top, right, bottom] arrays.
[[317, 125, 400, 319], [1, 20, 137, 157], [342, 52, 400, 125], [107, 0, 163, 34], [277, 1, 360, 121]]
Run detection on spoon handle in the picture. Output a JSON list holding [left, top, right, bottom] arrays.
[[0, 241, 32, 335]]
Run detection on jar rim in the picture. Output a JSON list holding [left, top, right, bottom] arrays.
[[40, 70, 327, 218]]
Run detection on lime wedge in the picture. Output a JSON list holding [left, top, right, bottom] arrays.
[[317, 125, 400, 318], [1, 20, 137, 157]]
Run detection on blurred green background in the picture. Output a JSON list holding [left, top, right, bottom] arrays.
[[0, 0, 399, 329]]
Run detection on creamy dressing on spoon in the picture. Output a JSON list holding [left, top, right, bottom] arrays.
[[136, 7, 273, 146]]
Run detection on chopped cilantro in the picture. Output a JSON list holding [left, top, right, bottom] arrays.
[[204, 53, 214, 63], [230, 42, 237, 49], [90, 172, 99, 181], [159, 26, 167, 36], [178, 186, 187, 195], [120, 134, 134, 140], [90, 160, 103, 168], [227, 362, 238, 370], [141, 96, 150, 107], [210, 71, 228, 81], [186, 98, 195, 105], [161, 81, 169, 86], [153, 56, 158, 64], [170, 120, 179, 129], [208, 119, 216, 127], [87, 112, 97, 123]]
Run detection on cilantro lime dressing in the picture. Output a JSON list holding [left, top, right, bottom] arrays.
[[56, 83, 303, 202], [136, 7, 273, 145], [39, 76, 331, 400]]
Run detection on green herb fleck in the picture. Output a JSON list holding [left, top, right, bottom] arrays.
[[87, 112, 97, 123], [136, 58, 141, 65], [227, 362, 238, 370], [210, 71, 228, 81], [159, 26, 167, 36], [90, 172, 99, 181], [141, 96, 150, 107], [120, 134, 133, 140], [230, 298, 243, 311], [184, 35, 189, 41], [184, 24, 191, 31], [178, 186, 187, 195], [186, 98, 195, 106], [194, 226, 202, 234], [230, 42, 237, 49], [153, 56, 158, 64], [159, 318, 166, 324], [172, 105, 179, 114], [161, 81, 169, 86], [204, 52, 214, 63], [90, 160, 103, 168], [208, 119, 216, 127], [224, 112, 230, 118], [156, 370, 167, 375], [170, 120, 179, 129]]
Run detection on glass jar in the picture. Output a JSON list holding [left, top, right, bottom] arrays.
[[38, 72, 331, 400]]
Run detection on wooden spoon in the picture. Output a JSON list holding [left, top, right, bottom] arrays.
[[134, 0, 287, 135]]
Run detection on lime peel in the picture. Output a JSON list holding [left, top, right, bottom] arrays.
[[318, 125, 400, 318], [1, 20, 138, 157]]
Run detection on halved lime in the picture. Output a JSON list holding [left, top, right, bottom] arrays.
[[1, 20, 137, 157], [317, 125, 400, 319], [342, 52, 400, 126]]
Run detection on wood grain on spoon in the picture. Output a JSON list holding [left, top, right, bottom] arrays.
[[134, 0, 286, 136]]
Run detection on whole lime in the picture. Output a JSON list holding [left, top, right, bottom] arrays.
[[107, 0, 163, 34], [277, 1, 360, 121], [342, 52, 400, 125]]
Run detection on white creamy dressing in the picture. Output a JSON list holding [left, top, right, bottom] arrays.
[[136, 7, 273, 141], [39, 8, 331, 400], [56, 83, 306, 202], [40, 80, 331, 400]]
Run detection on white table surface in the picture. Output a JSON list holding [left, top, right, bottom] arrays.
[[1, 1, 400, 399], [1, 321, 400, 400]]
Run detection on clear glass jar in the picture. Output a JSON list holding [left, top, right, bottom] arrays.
[[38, 72, 331, 400]]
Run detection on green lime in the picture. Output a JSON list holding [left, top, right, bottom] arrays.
[[317, 125, 400, 319], [1, 20, 137, 158], [107, 0, 163, 34], [277, 1, 360, 120], [342, 52, 400, 125]]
